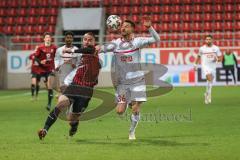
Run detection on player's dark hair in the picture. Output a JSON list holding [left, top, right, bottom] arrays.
[[43, 32, 52, 38], [84, 32, 96, 40], [124, 20, 135, 28], [65, 31, 74, 37], [205, 34, 213, 39]]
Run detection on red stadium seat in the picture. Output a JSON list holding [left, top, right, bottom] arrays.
[[161, 14, 170, 22], [203, 22, 212, 32], [7, 9, 17, 17], [224, 22, 233, 31], [171, 14, 181, 22], [182, 23, 191, 32], [224, 4, 233, 12], [0, 17, 3, 25], [22, 44, 32, 50], [15, 26, 24, 35], [25, 26, 34, 34], [132, 15, 140, 22], [39, 17, 47, 24], [7, 0, 18, 8], [33, 35, 43, 42], [121, 0, 131, 6], [142, 0, 150, 5], [161, 5, 171, 13], [182, 0, 191, 4], [170, 32, 180, 40], [132, 0, 141, 5], [171, 0, 181, 4], [49, 8, 58, 16], [159, 23, 170, 32], [214, 32, 223, 40], [182, 5, 192, 13], [30, 0, 38, 7], [122, 6, 130, 14], [192, 22, 202, 31], [235, 21, 240, 31], [214, 13, 223, 21], [39, 8, 48, 16], [48, 25, 55, 33], [171, 23, 181, 32], [27, 17, 37, 25], [170, 5, 181, 13], [214, 4, 223, 12], [193, 5, 202, 13], [213, 22, 223, 31], [29, 8, 38, 16], [223, 31, 233, 39], [224, 13, 234, 21], [131, 6, 140, 14], [152, 14, 160, 22], [0, 9, 6, 16], [40, 0, 49, 7], [0, 1, 7, 7], [4, 26, 14, 35], [15, 17, 25, 25], [204, 13, 213, 21], [182, 14, 191, 22], [152, 6, 160, 13], [192, 14, 202, 22], [12, 36, 22, 43], [161, 0, 171, 5], [112, 0, 120, 6], [49, 16, 57, 24], [203, 4, 213, 13], [34, 25, 45, 34], [108, 6, 118, 15], [225, 0, 235, 4], [18, 9, 27, 16], [50, 0, 59, 7], [5, 17, 14, 25], [194, 0, 202, 3], [142, 6, 151, 14], [236, 14, 240, 21]]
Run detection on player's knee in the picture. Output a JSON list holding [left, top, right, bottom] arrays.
[[116, 105, 126, 115]]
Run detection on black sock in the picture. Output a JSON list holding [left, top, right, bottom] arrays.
[[31, 84, 35, 97], [70, 121, 79, 128], [48, 89, 53, 106], [44, 107, 61, 131], [36, 85, 40, 96]]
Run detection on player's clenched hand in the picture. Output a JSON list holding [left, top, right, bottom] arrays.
[[194, 64, 198, 71], [95, 45, 101, 54], [40, 59, 47, 64], [143, 16, 152, 28]]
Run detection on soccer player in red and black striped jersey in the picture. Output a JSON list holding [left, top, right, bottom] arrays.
[[29, 46, 42, 100], [38, 32, 101, 140], [34, 32, 57, 111]]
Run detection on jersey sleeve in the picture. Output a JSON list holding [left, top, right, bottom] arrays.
[[216, 47, 222, 57], [135, 26, 160, 48], [54, 47, 61, 69], [198, 47, 203, 57], [99, 40, 117, 53]]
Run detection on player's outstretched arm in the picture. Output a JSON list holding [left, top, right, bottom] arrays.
[[194, 55, 201, 71], [137, 16, 160, 48], [63, 46, 95, 54]]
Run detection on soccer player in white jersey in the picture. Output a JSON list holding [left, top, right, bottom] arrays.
[[55, 31, 79, 94], [98, 17, 160, 140], [194, 35, 222, 104]]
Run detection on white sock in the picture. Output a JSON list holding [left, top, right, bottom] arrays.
[[206, 81, 212, 95], [129, 113, 140, 133]]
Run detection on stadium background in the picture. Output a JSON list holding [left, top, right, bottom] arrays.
[[0, 0, 240, 89]]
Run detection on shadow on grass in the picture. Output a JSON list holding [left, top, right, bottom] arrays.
[[75, 136, 209, 147]]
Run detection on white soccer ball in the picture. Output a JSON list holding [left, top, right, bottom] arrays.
[[106, 15, 122, 31]]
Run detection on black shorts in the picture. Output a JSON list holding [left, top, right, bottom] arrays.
[[62, 84, 93, 113], [31, 72, 41, 82], [40, 72, 55, 83]]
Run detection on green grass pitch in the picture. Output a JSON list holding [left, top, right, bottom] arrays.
[[0, 86, 239, 160]]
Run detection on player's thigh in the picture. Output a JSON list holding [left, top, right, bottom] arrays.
[[47, 74, 55, 89], [116, 103, 127, 114], [130, 101, 142, 113], [206, 74, 213, 81]]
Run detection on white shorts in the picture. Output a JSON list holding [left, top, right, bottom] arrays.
[[202, 65, 216, 77], [115, 81, 147, 104]]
